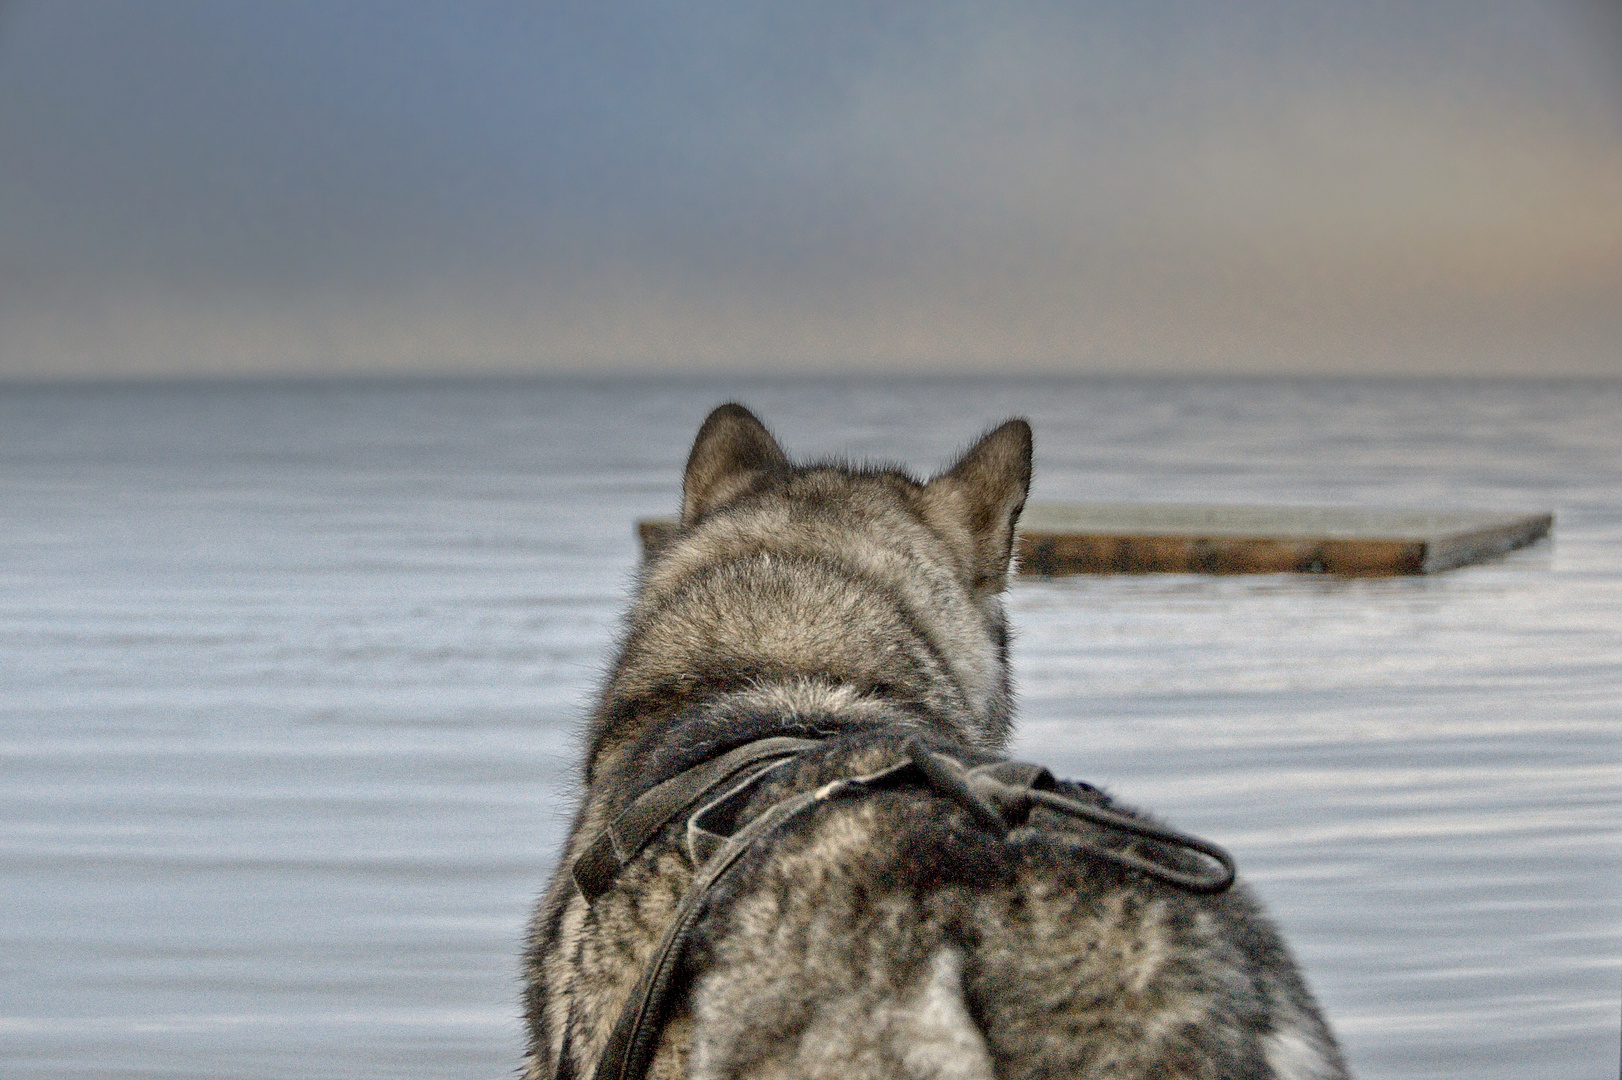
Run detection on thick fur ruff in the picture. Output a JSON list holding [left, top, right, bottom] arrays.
[[523, 405, 1347, 1080]]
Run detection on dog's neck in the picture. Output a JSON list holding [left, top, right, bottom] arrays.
[[598, 676, 943, 807]]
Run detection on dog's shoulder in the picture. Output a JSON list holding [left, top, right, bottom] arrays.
[[688, 729, 1346, 1080]]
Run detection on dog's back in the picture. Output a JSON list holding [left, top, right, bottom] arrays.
[[524, 405, 1346, 1080]]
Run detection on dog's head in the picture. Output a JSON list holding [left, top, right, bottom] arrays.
[[622, 403, 1030, 750], [679, 404, 1031, 601]]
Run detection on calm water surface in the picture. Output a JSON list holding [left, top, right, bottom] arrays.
[[1, 377, 1618, 1078]]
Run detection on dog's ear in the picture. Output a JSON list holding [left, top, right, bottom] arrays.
[[682, 403, 789, 525], [921, 419, 1032, 591]]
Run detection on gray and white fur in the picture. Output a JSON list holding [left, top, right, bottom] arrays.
[[523, 404, 1348, 1080]]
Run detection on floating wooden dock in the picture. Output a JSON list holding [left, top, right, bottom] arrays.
[[1014, 504, 1551, 576], [638, 504, 1552, 577]]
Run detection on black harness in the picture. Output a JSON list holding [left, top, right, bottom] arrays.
[[568, 736, 1237, 1080]]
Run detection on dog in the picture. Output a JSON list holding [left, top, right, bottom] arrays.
[[523, 404, 1348, 1080]]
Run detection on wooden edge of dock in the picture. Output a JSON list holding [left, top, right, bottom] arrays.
[[636, 506, 1553, 577]]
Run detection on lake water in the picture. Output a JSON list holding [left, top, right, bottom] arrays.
[[1, 376, 1617, 1079]]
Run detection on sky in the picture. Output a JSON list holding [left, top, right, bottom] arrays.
[[1, 0, 1619, 380]]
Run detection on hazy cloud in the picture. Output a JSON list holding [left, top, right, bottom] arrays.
[[2, 0, 1618, 378]]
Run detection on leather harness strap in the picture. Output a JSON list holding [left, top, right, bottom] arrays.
[[568, 736, 1237, 1080], [571, 736, 819, 901], [588, 768, 889, 1080]]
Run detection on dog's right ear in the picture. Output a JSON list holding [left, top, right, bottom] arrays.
[[681, 404, 789, 525], [920, 419, 1032, 592]]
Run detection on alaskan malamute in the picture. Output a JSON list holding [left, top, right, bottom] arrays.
[[524, 404, 1346, 1080]]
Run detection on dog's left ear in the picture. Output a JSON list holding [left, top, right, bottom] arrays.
[[921, 419, 1032, 591], [681, 403, 790, 525]]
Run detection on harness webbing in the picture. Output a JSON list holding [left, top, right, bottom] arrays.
[[568, 736, 1237, 1080], [572, 736, 818, 901]]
